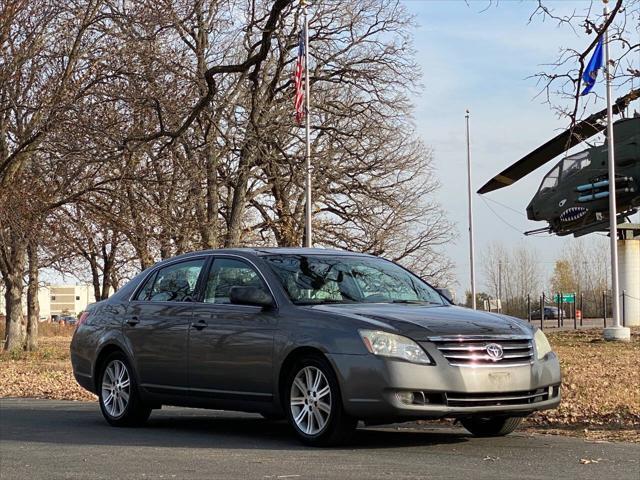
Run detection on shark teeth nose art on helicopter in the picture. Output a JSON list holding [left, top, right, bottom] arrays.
[[560, 206, 589, 222]]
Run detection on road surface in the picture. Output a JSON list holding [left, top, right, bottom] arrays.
[[1, 398, 638, 479]]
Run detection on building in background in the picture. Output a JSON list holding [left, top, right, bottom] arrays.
[[0, 283, 101, 320]]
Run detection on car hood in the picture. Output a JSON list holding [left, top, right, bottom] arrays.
[[304, 304, 532, 340]]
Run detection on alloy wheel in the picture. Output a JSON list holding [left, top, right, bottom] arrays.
[[289, 366, 332, 435], [101, 359, 131, 418]]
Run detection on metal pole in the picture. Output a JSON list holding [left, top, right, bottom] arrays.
[[580, 293, 584, 326], [303, 5, 312, 248], [465, 110, 476, 310], [541, 292, 546, 329], [603, 291, 607, 327], [498, 260, 502, 310], [557, 292, 561, 328], [527, 294, 531, 322], [603, 1, 622, 331]]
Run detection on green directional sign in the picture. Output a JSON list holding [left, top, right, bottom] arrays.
[[553, 293, 576, 303]]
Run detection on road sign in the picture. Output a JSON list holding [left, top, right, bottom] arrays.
[[553, 293, 576, 303]]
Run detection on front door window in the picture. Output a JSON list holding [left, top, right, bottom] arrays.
[[203, 258, 266, 304]]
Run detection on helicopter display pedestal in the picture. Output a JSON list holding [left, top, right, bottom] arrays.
[[602, 224, 638, 342], [618, 224, 640, 327]]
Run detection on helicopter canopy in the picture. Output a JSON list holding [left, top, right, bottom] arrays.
[[536, 150, 591, 195]]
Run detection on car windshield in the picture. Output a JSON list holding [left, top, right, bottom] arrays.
[[263, 254, 446, 306]]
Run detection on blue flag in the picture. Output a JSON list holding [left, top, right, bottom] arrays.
[[580, 36, 604, 95]]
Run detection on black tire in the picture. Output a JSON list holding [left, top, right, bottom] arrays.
[[98, 352, 151, 427], [461, 416, 522, 437], [284, 354, 357, 447]]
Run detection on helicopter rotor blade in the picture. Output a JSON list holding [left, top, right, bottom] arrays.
[[478, 88, 640, 194]]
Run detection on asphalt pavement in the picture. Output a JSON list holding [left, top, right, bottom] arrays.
[[1, 398, 638, 480]]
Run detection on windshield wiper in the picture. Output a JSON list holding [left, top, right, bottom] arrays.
[[390, 299, 441, 305], [295, 300, 353, 306]]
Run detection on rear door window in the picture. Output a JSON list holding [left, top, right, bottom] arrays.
[[141, 259, 206, 302]]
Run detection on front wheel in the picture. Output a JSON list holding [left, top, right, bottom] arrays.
[[98, 352, 151, 427], [461, 416, 522, 437], [285, 355, 357, 446]]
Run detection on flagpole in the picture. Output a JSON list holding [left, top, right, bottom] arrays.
[[602, 0, 630, 341], [303, 3, 312, 248], [465, 110, 476, 309]]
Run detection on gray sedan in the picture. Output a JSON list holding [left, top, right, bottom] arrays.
[[70, 248, 561, 446]]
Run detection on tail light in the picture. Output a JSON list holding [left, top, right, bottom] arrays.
[[77, 311, 90, 327]]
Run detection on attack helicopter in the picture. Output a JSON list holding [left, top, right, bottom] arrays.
[[478, 88, 640, 237]]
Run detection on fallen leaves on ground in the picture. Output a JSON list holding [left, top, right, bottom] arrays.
[[523, 328, 639, 442], [0, 335, 95, 401]]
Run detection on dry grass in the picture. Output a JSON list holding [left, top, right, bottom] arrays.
[[525, 328, 639, 442], [0, 324, 95, 402], [1, 325, 638, 441]]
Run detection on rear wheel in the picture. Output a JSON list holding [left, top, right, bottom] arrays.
[[461, 416, 522, 437], [98, 352, 151, 427], [285, 355, 357, 446]]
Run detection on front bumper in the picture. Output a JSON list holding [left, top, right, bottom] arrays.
[[326, 350, 561, 420]]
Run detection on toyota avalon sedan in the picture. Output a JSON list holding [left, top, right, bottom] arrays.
[[70, 248, 561, 446]]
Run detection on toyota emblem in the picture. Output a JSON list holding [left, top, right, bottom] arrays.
[[485, 343, 504, 361]]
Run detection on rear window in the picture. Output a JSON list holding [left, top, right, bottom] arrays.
[[136, 259, 206, 302]]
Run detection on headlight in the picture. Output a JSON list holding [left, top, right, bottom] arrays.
[[534, 329, 552, 360], [359, 330, 432, 364]]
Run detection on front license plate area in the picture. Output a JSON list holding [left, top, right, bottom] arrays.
[[487, 371, 512, 388]]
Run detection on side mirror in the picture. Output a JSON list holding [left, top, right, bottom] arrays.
[[229, 286, 274, 309], [436, 288, 453, 303]]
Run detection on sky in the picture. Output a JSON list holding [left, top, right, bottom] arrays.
[[403, 0, 639, 298]]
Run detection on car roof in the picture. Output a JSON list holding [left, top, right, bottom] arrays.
[[169, 247, 374, 262]]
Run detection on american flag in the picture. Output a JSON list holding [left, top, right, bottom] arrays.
[[294, 30, 305, 125]]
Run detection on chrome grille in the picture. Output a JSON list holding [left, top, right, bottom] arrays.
[[431, 336, 534, 367], [445, 387, 552, 407]]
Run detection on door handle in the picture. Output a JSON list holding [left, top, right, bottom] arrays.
[[126, 316, 140, 326], [192, 319, 208, 330]]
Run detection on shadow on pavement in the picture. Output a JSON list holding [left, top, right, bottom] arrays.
[[0, 401, 469, 450]]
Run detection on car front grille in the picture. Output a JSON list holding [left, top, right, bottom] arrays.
[[430, 336, 534, 367], [445, 387, 556, 407]]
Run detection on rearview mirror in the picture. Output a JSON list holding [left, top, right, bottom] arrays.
[[229, 286, 274, 308], [436, 288, 453, 303]]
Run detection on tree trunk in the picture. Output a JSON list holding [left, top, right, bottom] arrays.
[[101, 261, 113, 300], [88, 253, 101, 301], [4, 267, 25, 351], [224, 168, 251, 247], [205, 144, 219, 248], [26, 243, 39, 351]]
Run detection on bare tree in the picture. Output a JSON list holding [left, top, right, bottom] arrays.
[[529, 0, 638, 124], [482, 242, 542, 317], [2, 0, 456, 349], [555, 236, 610, 317]]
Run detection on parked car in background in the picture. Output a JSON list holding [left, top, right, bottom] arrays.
[[61, 316, 77, 325], [531, 306, 565, 320], [70, 248, 561, 446]]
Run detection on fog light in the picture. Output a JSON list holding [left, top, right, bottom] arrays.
[[396, 391, 413, 404]]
